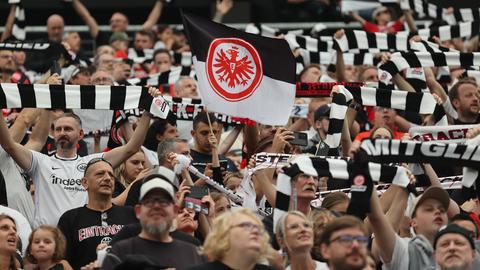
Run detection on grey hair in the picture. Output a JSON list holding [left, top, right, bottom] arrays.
[[174, 76, 194, 95], [157, 138, 176, 165]]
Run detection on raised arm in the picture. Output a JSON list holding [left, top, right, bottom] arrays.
[[0, 113, 33, 171], [0, 4, 16, 42], [212, 0, 234, 23], [367, 184, 398, 264], [141, 0, 164, 31], [218, 125, 241, 155], [422, 163, 460, 217], [24, 110, 51, 152], [71, 0, 99, 38], [349, 11, 366, 26], [334, 30, 347, 82], [104, 111, 152, 168]]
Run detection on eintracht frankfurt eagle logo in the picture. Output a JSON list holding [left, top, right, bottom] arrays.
[[206, 38, 263, 102]]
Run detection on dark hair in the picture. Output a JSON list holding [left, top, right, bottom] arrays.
[[0, 215, 17, 270], [192, 111, 219, 131], [26, 225, 67, 264], [448, 78, 478, 107], [135, 30, 155, 42], [319, 215, 368, 246], [153, 49, 172, 62], [143, 114, 177, 151], [451, 213, 479, 239], [156, 24, 171, 34], [55, 112, 82, 127]]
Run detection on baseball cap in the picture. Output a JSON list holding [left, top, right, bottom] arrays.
[[314, 104, 331, 122], [434, 224, 475, 250], [409, 186, 450, 218], [372, 6, 390, 20], [109, 32, 130, 44], [139, 175, 176, 202]]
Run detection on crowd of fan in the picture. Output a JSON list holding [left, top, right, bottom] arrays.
[[0, 0, 479, 270]]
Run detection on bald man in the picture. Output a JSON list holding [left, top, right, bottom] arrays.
[[47, 14, 65, 43], [71, 0, 163, 45]]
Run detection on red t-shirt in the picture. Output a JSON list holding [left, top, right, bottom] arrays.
[[354, 130, 404, 142], [363, 20, 404, 33]]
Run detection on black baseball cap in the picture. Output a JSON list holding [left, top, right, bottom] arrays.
[[314, 104, 331, 122], [434, 223, 475, 250]]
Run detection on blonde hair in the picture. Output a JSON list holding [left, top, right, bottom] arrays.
[[113, 149, 145, 188], [202, 208, 271, 261]]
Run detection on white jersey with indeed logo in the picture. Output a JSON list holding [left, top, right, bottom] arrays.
[[28, 151, 103, 227]]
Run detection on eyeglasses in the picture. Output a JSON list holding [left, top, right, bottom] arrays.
[[141, 196, 173, 208], [232, 222, 264, 233], [84, 157, 112, 175], [329, 235, 369, 247], [101, 212, 108, 227], [286, 221, 313, 231]]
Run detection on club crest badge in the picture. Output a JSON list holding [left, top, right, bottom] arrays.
[[206, 38, 263, 101]]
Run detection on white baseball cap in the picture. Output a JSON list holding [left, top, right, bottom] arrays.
[[139, 177, 176, 202]]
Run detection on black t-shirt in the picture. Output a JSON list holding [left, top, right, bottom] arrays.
[[453, 115, 480, 125], [124, 180, 142, 207], [101, 236, 207, 270], [187, 261, 276, 270], [110, 222, 201, 247], [57, 205, 138, 270]]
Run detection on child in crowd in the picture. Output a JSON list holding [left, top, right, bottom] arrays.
[[25, 226, 72, 270]]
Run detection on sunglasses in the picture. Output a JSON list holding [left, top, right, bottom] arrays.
[[84, 157, 112, 175]]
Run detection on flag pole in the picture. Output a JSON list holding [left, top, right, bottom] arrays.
[[204, 107, 215, 135]]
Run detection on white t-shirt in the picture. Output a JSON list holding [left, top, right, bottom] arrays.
[[0, 148, 35, 226], [28, 151, 103, 227], [285, 260, 329, 270], [0, 205, 32, 256]]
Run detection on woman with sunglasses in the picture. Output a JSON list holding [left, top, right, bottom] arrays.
[[188, 208, 275, 270], [276, 211, 328, 270]]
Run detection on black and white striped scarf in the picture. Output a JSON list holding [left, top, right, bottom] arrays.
[[295, 50, 380, 75], [127, 66, 195, 86], [273, 154, 410, 229], [417, 21, 480, 41], [378, 52, 480, 84], [163, 96, 244, 125], [0, 83, 170, 119], [400, 0, 480, 23], [324, 85, 437, 154], [127, 48, 193, 67]]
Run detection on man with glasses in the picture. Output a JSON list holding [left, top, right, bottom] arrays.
[[0, 87, 157, 227], [101, 174, 206, 270], [58, 158, 137, 270], [0, 50, 17, 83], [319, 215, 369, 270]]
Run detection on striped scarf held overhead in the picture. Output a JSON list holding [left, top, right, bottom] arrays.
[[273, 155, 410, 231], [399, 0, 480, 24], [0, 83, 170, 119], [127, 66, 195, 86], [323, 85, 438, 154], [378, 52, 480, 84]]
